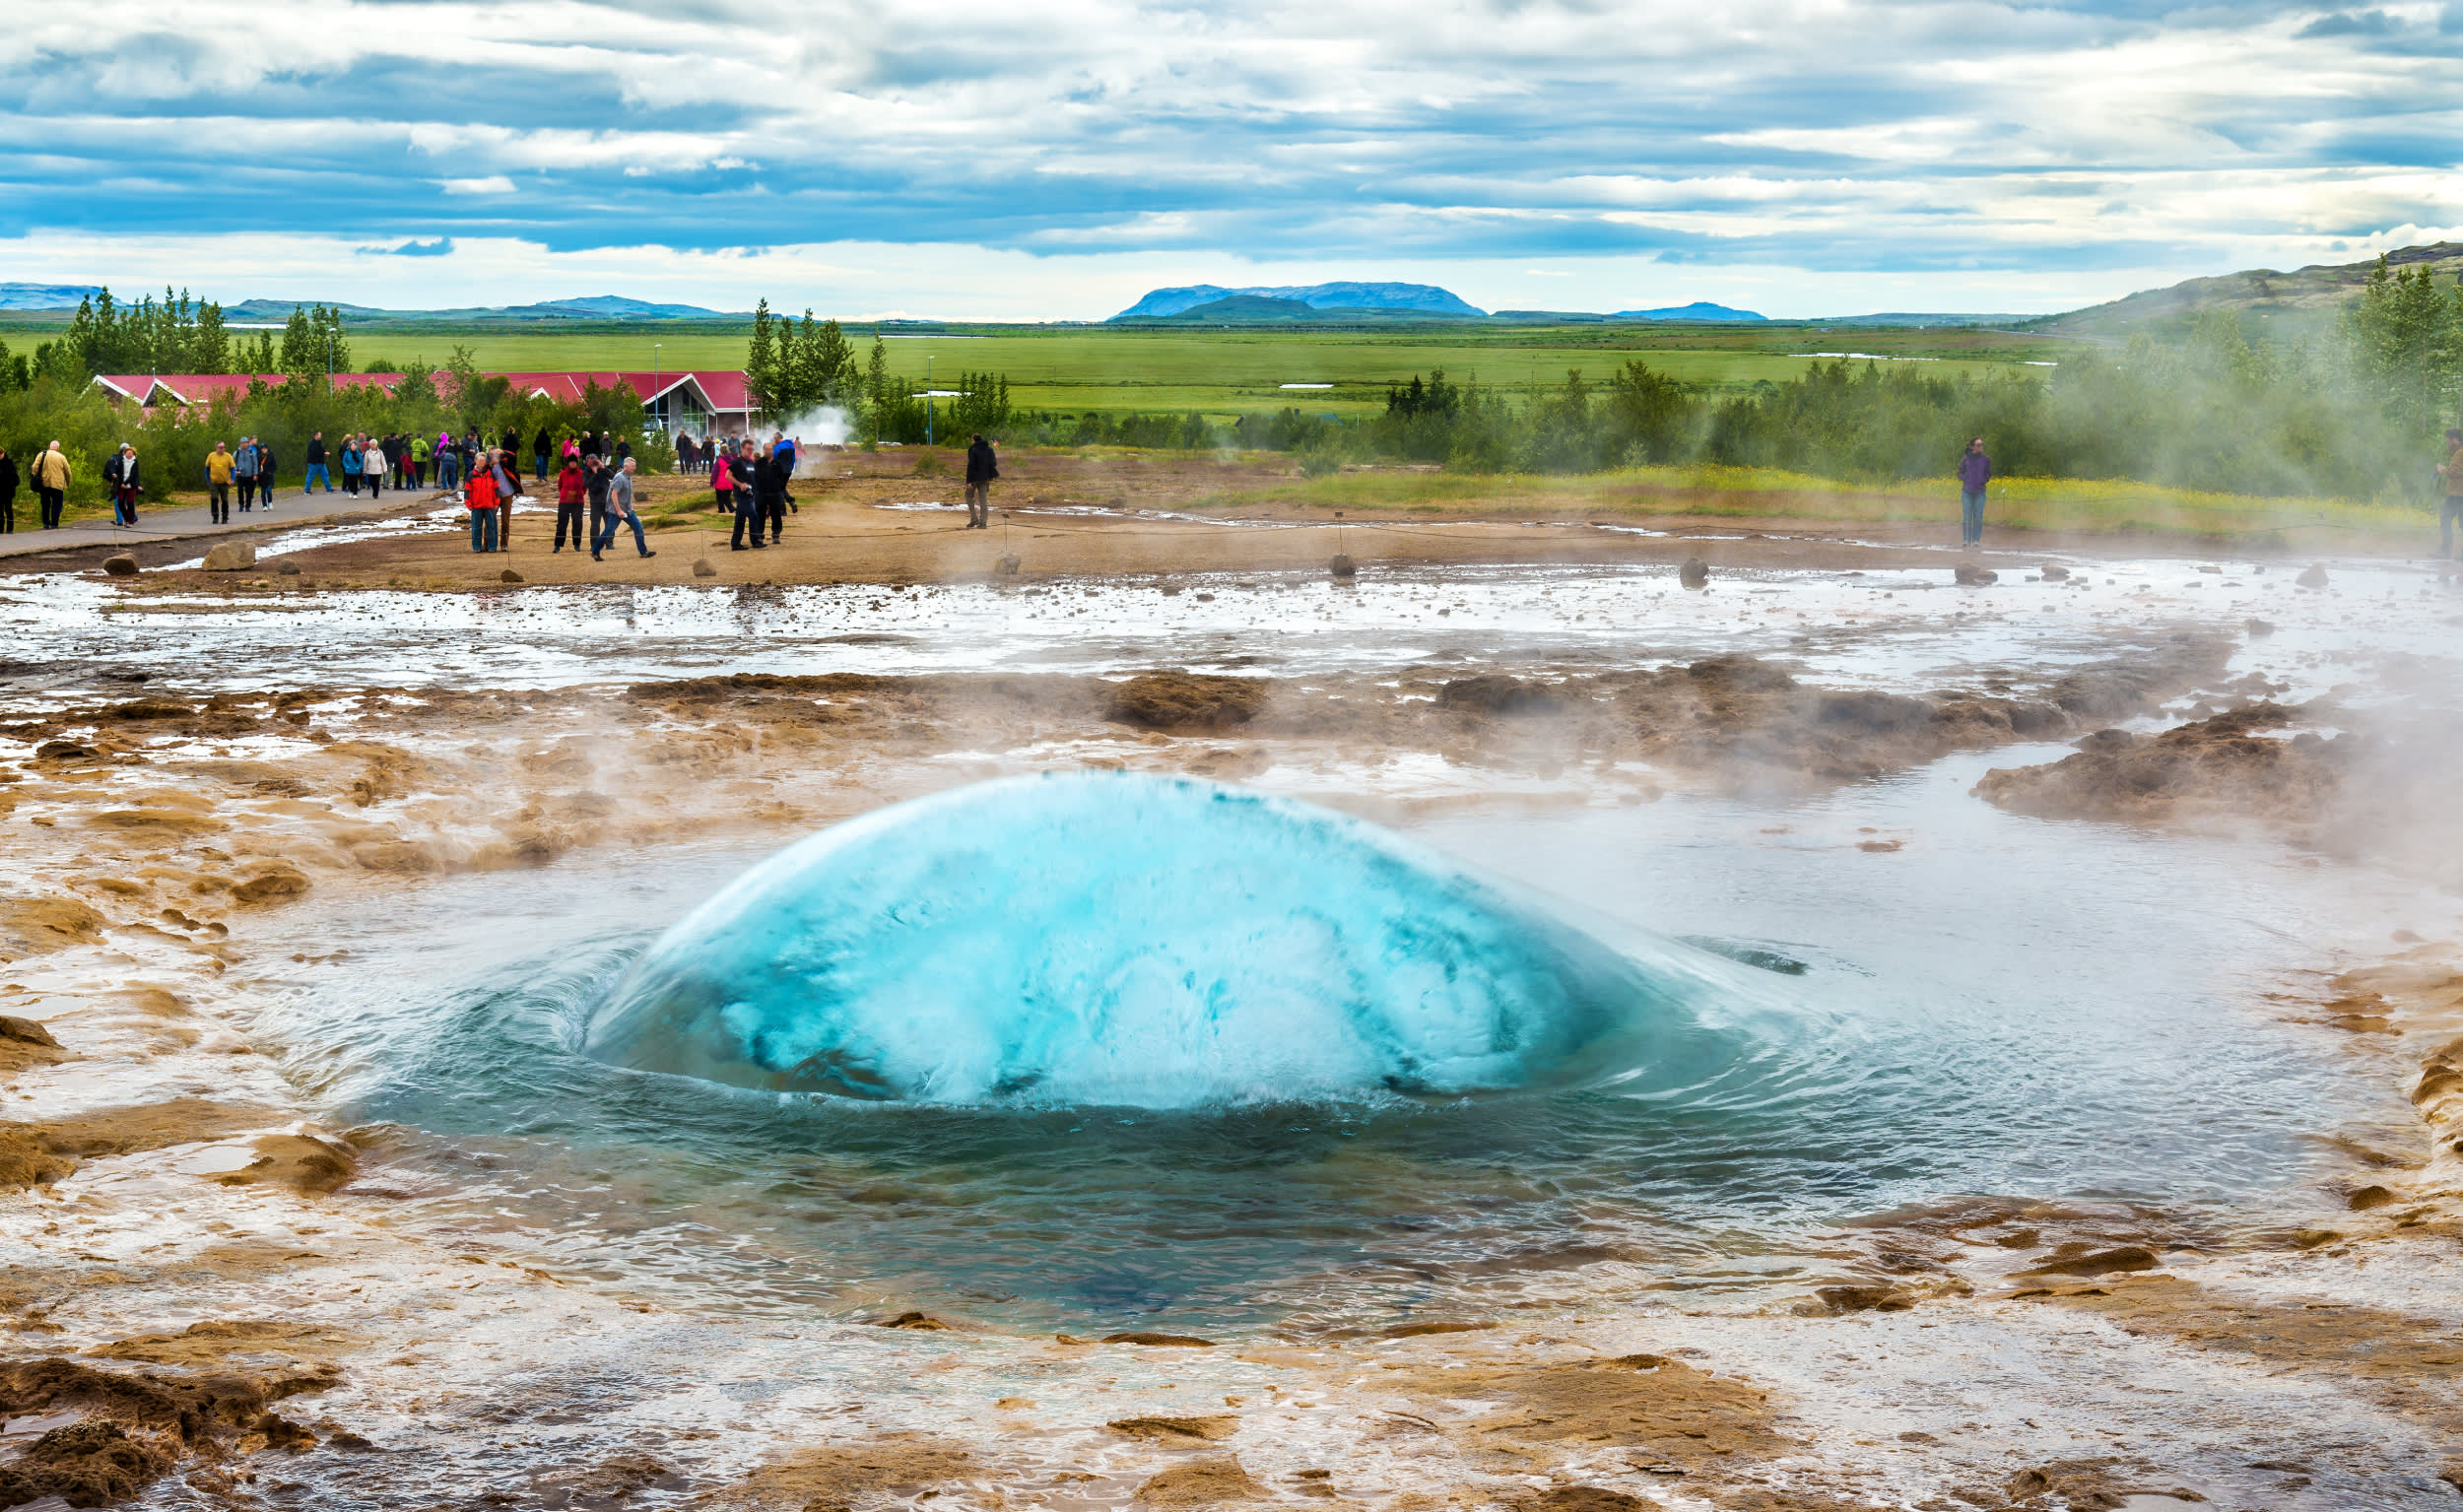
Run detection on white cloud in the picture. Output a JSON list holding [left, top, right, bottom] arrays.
[[437, 175, 517, 196]]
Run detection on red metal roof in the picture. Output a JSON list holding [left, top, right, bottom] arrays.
[[94, 369, 751, 414]]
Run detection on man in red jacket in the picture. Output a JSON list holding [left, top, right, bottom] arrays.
[[467, 453, 500, 553], [554, 456, 588, 553]]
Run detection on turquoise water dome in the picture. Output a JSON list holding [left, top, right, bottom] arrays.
[[583, 773, 1779, 1108]]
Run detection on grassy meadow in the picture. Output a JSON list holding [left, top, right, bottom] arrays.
[[225, 321, 2075, 420]]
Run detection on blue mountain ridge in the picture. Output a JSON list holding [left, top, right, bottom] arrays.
[[1114, 282, 1487, 319]]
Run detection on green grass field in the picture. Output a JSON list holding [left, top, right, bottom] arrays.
[[32, 321, 2067, 421]]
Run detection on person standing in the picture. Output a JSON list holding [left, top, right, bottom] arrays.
[[0, 445, 17, 534], [1957, 436, 1991, 547], [554, 453, 588, 553], [754, 442, 790, 545], [677, 433, 697, 477], [304, 430, 332, 493], [206, 440, 234, 524], [233, 436, 259, 510], [533, 426, 553, 484], [965, 432, 998, 528], [489, 447, 518, 551], [466, 450, 500, 552], [499, 429, 523, 482], [594, 457, 655, 559], [32, 442, 69, 530], [339, 434, 363, 496], [258, 440, 279, 508], [2440, 428, 2463, 559], [727, 439, 765, 551], [411, 431, 431, 491], [364, 434, 384, 501], [436, 429, 460, 491], [709, 443, 736, 516], [102, 443, 141, 527]]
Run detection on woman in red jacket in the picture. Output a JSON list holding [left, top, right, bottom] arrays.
[[554, 457, 587, 552], [467, 453, 499, 553]]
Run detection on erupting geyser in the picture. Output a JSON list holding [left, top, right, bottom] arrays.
[[584, 773, 1777, 1108]]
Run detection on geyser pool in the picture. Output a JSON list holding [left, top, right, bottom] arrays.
[[583, 772, 1787, 1107]]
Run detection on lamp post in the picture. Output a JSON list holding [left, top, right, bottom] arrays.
[[925, 354, 934, 446], [652, 343, 664, 433]]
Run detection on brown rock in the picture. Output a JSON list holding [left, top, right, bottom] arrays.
[[213, 1133, 355, 1195], [2015, 1244, 2161, 1278], [1678, 557, 1709, 588], [1815, 1283, 1916, 1313], [1954, 562, 1997, 585], [101, 554, 139, 577], [1329, 553, 1357, 579], [231, 864, 311, 904], [692, 557, 717, 577], [2296, 563, 2329, 588], [1107, 672, 1268, 731], [1519, 1488, 1660, 1512], [499, 568, 524, 583], [1439, 675, 1566, 716], [714, 1439, 970, 1510], [0, 1417, 172, 1506], [1134, 1456, 1267, 1506], [1387, 1352, 1783, 1465], [1108, 1414, 1238, 1442], [0, 896, 107, 958], [202, 542, 257, 572]]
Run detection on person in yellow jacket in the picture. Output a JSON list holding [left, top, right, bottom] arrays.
[[206, 441, 234, 524], [31, 442, 70, 530]]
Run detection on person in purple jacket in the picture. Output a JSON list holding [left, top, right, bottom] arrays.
[[1957, 437, 1992, 545]]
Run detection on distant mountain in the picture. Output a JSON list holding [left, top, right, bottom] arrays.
[[1806, 312, 2033, 328], [0, 283, 103, 311], [1611, 301, 1766, 323], [1114, 282, 1485, 320], [218, 296, 741, 324], [2039, 242, 2463, 340]]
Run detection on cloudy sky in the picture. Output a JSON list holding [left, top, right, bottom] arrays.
[[2, 0, 2457, 318]]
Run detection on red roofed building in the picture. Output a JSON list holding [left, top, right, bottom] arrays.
[[92, 369, 755, 436]]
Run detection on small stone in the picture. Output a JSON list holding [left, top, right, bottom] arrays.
[[101, 554, 139, 577], [1678, 557, 1709, 589], [2244, 618, 2275, 636], [691, 558, 717, 577], [499, 568, 523, 584], [996, 554, 1022, 575], [2039, 564, 2070, 580], [1954, 562, 1997, 585], [275, 559, 301, 576], [2296, 563, 2328, 588], [202, 542, 256, 571], [1329, 553, 1357, 579]]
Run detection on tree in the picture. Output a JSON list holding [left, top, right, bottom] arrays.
[[2345, 255, 2460, 440], [745, 297, 778, 417], [278, 305, 319, 383], [192, 297, 231, 374], [789, 311, 857, 413]]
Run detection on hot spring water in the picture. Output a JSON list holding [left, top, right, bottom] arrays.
[[246, 758, 2415, 1334]]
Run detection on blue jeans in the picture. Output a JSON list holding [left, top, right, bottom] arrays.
[[470, 508, 498, 552], [305, 463, 331, 492], [2443, 497, 2462, 556], [1961, 489, 1986, 544], [595, 509, 648, 556]]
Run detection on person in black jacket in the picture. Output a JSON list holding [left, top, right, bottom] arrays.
[[500, 429, 523, 481], [102, 444, 142, 526], [0, 446, 17, 533], [753, 446, 791, 545], [964, 433, 998, 528], [728, 438, 766, 551], [533, 426, 553, 482]]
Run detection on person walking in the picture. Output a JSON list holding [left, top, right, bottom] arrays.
[[466, 450, 500, 552], [339, 434, 364, 496], [233, 436, 259, 510], [102, 443, 141, 527], [2440, 428, 2463, 559], [965, 432, 998, 528], [594, 457, 655, 560], [554, 453, 588, 553], [206, 440, 234, 524], [364, 434, 384, 501], [0, 445, 17, 534], [727, 439, 765, 551], [304, 431, 332, 493], [258, 440, 279, 508], [1957, 436, 1991, 547], [583, 453, 611, 555], [32, 442, 69, 530]]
